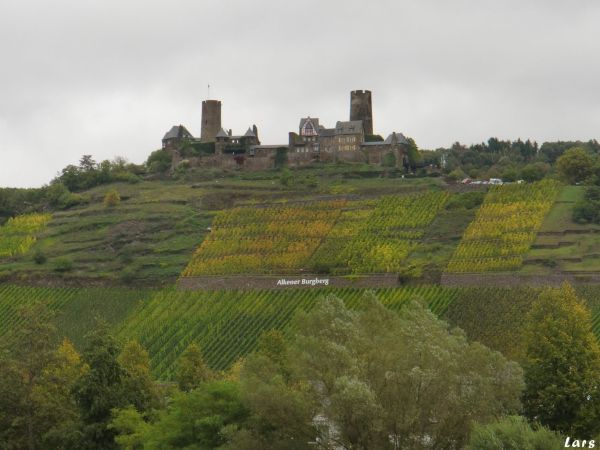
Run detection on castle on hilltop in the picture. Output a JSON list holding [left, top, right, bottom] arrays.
[[161, 90, 410, 170]]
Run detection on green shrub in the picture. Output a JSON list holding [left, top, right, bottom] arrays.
[[146, 149, 172, 173], [447, 168, 466, 182], [53, 257, 74, 273], [103, 189, 121, 208], [120, 266, 138, 283], [33, 249, 47, 265], [279, 168, 293, 187], [382, 152, 396, 167], [446, 192, 485, 210], [573, 186, 600, 224]]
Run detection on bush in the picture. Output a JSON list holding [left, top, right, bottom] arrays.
[[103, 189, 121, 208], [446, 192, 485, 210], [279, 168, 293, 187], [573, 203, 597, 224], [33, 249, 47, 265], [274, 148, 288, 168], [45, 182, 88, 210], [382, 152, 396, 167], [573, 186, 600, 224], [120, 265, 138, 282], [520, 163, 549, 183], [447, 168, 466, 182], [556, 147, 595, 184], [146, 149, 172, 173], [53, 257, 74, 273]]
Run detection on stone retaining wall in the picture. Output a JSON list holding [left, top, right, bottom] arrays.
[[177, 274, 400, 291], [440, 272, 600, 287]]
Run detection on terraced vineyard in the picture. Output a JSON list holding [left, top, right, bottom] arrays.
[[0, 213, 51, 258], [182, 191, 449, 277], [182, 200, 346, 276], [119, 285, 460, 378], [446, 180, 560, 273], [339, 192, 449, 273]]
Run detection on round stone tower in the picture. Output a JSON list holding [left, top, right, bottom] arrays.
[[201, 100, 222, 143], [350, 90, 373, 136]]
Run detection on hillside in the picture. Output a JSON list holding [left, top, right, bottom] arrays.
[[3, 169, 600, 381], [0, 167, 448, 284]]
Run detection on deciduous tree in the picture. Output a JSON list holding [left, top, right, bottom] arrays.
[[523, 283, 600, 436], [175, 342, 213, 392]]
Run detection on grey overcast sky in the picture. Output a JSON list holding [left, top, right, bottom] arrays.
[[1, 0, 599, 187]]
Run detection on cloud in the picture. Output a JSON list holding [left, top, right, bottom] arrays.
[[1, 0, 599, 187]]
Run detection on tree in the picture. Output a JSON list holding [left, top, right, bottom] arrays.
[[109, 406, 150, 450], [4, 303, 58, 450], [74, 324, 128, 449], [118, 340, 160, 414], [0, 305, 87, 450], [146, 149, 172, 173], [523, 283, 600, 436], [520, 162, 549, 183], [33, 339, 88, 448], [556, 147, 594, 184], [233, 294, 524, 449], [466, 416, 563, 449], [0, 353, 28, 447], [405, 137, 422, 170], [120, 381, 249, 449], [175, 343, 213, 392]]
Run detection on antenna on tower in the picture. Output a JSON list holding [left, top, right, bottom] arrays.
[[207, 84, 211, 100]]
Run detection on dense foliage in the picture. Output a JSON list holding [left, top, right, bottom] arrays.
[[523, 284, 600, 436], [56, 155, 142, 192], [437, 137, 600, 181], [2, 284, 600, 447]]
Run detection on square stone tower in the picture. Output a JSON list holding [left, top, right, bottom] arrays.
[[201, 100, 222, 143], [350, 90, 373, 136]]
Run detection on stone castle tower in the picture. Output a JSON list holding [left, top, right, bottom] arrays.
[[201, 99, 222, 142], [350, 90, 373, 136]]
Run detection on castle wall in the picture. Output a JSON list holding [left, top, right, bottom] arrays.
[[288, 151, 317, 167], [363, 144, 406, 168]]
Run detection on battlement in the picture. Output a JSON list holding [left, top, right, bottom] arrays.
[[351, 89, 371, 95]]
